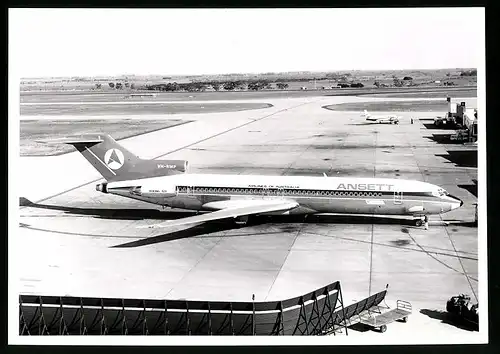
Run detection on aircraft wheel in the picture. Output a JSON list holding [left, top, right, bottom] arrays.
[[415, 219, 423, 227], [379, 325, 387, 333]]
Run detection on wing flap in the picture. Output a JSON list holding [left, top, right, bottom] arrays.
[[138, 200, 299, 229]]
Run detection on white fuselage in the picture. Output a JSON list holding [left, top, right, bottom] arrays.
[[99, 173, 462, 217]]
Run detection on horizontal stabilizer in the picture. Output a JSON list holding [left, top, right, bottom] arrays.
[[36, 135, 105, 145], [138, 200, 299, 230]]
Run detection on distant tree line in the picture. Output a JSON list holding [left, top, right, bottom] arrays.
[[95, 76, 369, 92], [141, 79, 284, 92], [95, 82, 135, 90], [94, 80, 290, 92], [392, 75, 405, 87], [373, 76, 416, 88], [98, 74, 460, 91], [460, 69, 477, 76]]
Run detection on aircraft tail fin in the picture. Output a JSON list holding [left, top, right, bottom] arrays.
[[38, 134, 141, 181], [38, 134, 189, 181]]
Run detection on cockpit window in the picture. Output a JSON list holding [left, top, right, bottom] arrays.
[[436, 188, 448, 197]]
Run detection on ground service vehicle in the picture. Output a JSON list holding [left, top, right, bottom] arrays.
[[446, 294, 479, 330]]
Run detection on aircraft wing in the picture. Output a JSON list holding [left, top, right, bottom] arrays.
[[138, 199, 299, 229]]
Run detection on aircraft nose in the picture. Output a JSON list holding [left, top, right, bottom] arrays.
[[452, 196, 463, 209], [453, 195, 463, 207], [446, 194, 463, 209]]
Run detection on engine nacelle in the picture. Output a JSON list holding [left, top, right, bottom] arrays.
[[131, 184, 177, 198], [96, 183, 108, 193]]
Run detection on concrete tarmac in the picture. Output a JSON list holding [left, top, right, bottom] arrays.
[[16, 93, 479, 339]]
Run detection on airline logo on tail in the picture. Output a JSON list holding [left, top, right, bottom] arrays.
[[104, 149, 125, 170]]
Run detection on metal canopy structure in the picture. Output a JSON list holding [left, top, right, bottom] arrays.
[[19, 281, 388, 336]]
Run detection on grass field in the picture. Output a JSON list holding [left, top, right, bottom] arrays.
[[20, 119, 190, 156], [20, 86, 477, 104], [20, 102, 273, 116]]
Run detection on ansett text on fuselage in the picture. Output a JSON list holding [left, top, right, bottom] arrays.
[[337, 183, 394, 191], [247, 183, 395, 191]]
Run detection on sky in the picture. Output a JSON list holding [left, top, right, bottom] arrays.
[[9, 8, 485, 78]]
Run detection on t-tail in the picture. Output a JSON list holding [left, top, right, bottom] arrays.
[[38, 134, 188, 181]]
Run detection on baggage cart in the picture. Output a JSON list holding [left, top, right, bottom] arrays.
[[357, 300, 412, 333]]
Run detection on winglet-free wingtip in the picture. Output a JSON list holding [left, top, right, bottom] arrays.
[[137, 224, 161, 229], [137, 220, 175, 229]]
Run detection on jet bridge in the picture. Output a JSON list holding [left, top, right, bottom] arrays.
[[19, 281, 389, 336]]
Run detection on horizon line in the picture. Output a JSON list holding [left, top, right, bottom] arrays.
[[20, 67, 478, 80]]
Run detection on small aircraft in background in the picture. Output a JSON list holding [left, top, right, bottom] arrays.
[[362, 110, 400, 124]]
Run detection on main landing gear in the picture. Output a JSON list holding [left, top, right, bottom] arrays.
[[414, 215, 429, 229]]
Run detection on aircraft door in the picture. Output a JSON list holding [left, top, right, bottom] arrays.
[[393, 190, 403, 205]]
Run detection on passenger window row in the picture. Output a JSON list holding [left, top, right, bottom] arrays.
[[175, 186, 384, 198]]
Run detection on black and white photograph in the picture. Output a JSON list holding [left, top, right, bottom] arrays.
[[8, 7, 486, 345]]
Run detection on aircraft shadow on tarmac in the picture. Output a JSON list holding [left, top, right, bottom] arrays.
[[20, 197, 429, 247], [114, 222, 249, 248], [114, 214, 424, 248], [419, 309, 478, 332]]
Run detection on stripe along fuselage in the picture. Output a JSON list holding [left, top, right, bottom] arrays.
[[100, 174, 463, 217]]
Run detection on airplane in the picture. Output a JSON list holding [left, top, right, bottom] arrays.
[[39, 134, 463, 230], [361, 110, 400, 124]]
